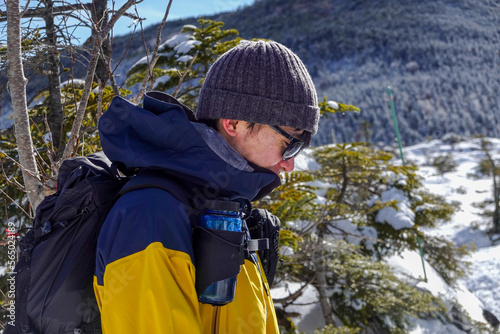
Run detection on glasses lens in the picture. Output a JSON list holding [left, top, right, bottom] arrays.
[[283, 140, 304, 160]]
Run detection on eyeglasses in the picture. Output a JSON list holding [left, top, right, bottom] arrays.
[[268, 125, 305, 161]]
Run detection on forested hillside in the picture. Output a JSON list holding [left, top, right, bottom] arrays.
[[5, 0, 500, 147], [113, 0, 500, 146], [218, 0, 500, 146]]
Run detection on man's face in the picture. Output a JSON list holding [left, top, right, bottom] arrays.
[[220, 120, 304, 175]]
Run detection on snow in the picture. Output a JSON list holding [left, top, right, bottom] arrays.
[[388, 250, 484, 325], [154, 75, 171, 85], [161, 33, 191, 49], [376, 187, 415, 230], [177, 55, 194, 63], [272, 283, 325, 330], [462, 244, 500, 322], [182, 24, 197, 30], [174, 40, 201, 54], [61, 79, 85, 87], [43, 132, 52, 144], [160, 32, 201, 54], [409, 320, 467, 334], [131, 56, 149, 68], [295, 148, 321, 171], [327, 100, 339, 109], [274, 137, 500, 333]]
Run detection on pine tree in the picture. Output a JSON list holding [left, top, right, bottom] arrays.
[[473, 138, 500, 238], [259, 143, 469, 333]]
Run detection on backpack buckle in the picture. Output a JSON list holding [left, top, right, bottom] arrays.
[[41, 221, 52, 235]]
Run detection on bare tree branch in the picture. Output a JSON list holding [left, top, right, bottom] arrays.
[[0, 159, 26, 192], [61, 0, 140, 162], [96, 79, 105, 120], [132, 0, 173, 104], [0, 3, 93, 22], [0, 188, 32, 219], [107, 23, 139, 94], [173, 53, 197, 98], [272, 277, 315, 305], [42, 111, 56, 167]]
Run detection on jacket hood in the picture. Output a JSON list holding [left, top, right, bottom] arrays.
[[98, 92, 280, 201]]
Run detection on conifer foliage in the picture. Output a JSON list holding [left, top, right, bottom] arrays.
[[258, 142, 471, 333]]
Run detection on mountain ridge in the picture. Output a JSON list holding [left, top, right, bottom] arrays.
[[5, 0, 500, 147], [114, 0, 500, 146]]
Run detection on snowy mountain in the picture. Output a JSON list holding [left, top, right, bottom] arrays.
[[276, 137, 500, 333], [4, 0, 500, 146], [215, 0, 500, 147], [98, 0, 500, 147]]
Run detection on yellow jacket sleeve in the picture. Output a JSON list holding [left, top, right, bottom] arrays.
[[94, 242, 202, 333]]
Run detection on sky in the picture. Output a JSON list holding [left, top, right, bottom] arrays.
[[1, 0, 254, 44], [111, 0, 254, 37]]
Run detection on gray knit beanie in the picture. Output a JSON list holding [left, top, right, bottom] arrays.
[[197, 40, 320, 134]]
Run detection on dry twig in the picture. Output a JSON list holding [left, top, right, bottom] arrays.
[[132, 0, 174, 104]]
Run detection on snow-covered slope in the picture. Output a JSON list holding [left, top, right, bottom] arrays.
[[404, 137, 500, 328]]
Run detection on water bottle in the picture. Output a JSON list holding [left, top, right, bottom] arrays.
[[198, 199, 242, 305]]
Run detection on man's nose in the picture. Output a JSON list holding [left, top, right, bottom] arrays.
[[278, 157, 295, 173]]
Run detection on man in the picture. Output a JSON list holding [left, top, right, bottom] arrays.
[[94, 40, 319, 333]]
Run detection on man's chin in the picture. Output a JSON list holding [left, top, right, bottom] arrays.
[[269, 167, 283, 175]]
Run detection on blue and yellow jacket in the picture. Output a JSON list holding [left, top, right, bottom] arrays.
[[94, 92, 281, 333]]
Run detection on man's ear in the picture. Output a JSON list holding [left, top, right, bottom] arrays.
[[219, 119, 239, 137]]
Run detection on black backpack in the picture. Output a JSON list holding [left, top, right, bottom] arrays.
[[5, 152, 132, 334], [246, 209, 281, 287], [4, 152, 279, 334]]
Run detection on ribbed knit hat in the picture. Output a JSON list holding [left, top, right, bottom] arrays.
[[197, 40, 320, 134]]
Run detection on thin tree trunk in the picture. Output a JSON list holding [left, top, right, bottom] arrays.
[[6, 0, 46, 211], [44, 0, 65, 157], [92, 0, 109, 118], [315, 265, 334, 326], [491, 168, 500, 234], [314, 231, 335, 326], [481, 139, 500, 234], [92, 0, 109, 85], [61, 0, 138, 161]]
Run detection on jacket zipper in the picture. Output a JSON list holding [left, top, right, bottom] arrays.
[[212, 305, 220, 334], [256, 254, 269, 322], [210, 257, 269, 333]]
